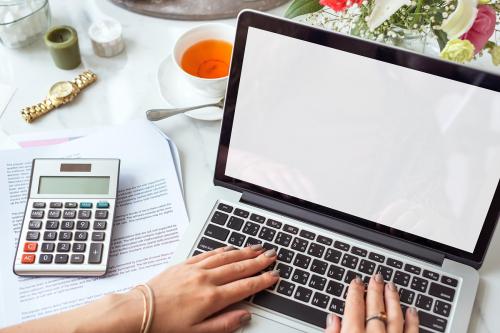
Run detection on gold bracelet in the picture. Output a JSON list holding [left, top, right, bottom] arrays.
[[136, 283, 155, 333]]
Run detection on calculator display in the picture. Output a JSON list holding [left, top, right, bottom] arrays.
[[38, 176, 110, 195]]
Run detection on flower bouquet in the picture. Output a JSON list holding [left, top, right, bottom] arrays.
[[285, 0, 500, 66]]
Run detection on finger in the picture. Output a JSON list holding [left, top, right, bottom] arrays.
[[325, 313, 341, 333], [365, 273, 386, 333], [193, 309, 251, 333], [197, 244, 264, 270], [404, 307, 419, 333], [215, 270, 279, 309], [209, 248, 278, 285], [186, 246, 231, 264], [342, 277, 365, 332], [384, 282, 404, 333]]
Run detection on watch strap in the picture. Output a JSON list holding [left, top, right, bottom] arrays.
[[72, 70, 97, 90], [21, 98, 56, 123]]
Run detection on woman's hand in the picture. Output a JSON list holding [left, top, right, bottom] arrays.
[[325, 274, 419, 333]]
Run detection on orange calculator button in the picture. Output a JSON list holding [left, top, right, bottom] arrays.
[[21, 254, 36, 264], [24, 242, 38, 252]]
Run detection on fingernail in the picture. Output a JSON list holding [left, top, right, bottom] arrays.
[[223, 245, 237, 252], [250, 244, 263, 251], [388, 282, 397, 291], [374, 273, 384, 283], [264, 248, 277, 257], [409, 307, 418, 316], [268, 269, 280, 277], [326, 313, 335, 327], [354, 277, 363, 285], [240, 313, 252, 324]]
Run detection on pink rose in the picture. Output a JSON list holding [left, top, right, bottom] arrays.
[[460, 5, 496, 54]]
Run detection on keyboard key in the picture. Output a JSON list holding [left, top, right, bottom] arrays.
[[387, 258, 403, 269], [326, 280, 344, 297], [228, 231, 246, 247], [351, 246, 367, 257], [204, 224, 229, 241], [418, 311, 447, 332], [344, 270, 362, 284], [48, 210, 61, 219], [71, 254, 85, 264], [312, 292, 330, 309], [291, 237, 308, 252], [63, 210, 77, 219], [263, 242, 278, 251], [325, 248, 342, 264], [428, 282, 455, 302], [399, 288, 415, 305], [227, 216, 244, 230], [41, 243, 55, 252], [89, 243, 104, 264], [31, 210, 44, 219], [258, 227, 276, 241], [234, 208, 249, 218], [28, 220, 42, 229], [57, 243, 71, 252], [278, 248, 295, 263], [434, 300, 452, 317], [329, 297, 345, 315], [94, 221, 107, 230], [79, 202, 92, 209], [242, 221, 260, 236], [393, 271, 411, 287], [416, 294, 433, 311], [75, 232, 88, 241], [211, 211, 229, 225], [61, 220, 75, 230], [65, 202, 78, 208], [21, 254, 36, 264], [39, 254, 53, 264], [217, 203, 233, 213], [307, 243, 325, 258], [73, 243, 86, 252], [404, 263, 421, 275], [376, 265, 393, 281], [43, 231, 57, 241], [24, 242, 37, 252], [275, 232, 292, 247], [441, 275, 458, 287], [334, 241, 349, 252], [58, 231, 72, 241], [294, 286, 313, 303], [250, 213, 265, 223], [327, 265, 345, 281], [78, 210, 92, 219], [55, 254, 69, 264], [277, 280, 296, 296], [309, 275, 327, 291], [26, 231, 40, 241], [77, 220, 90, 230], [192, 250, 203, 257], [50, 202, 63, 208], [410, 276, 429, 293], [358, 259, 376, 275], [33, 202, 46, 208], [368, 252, 385, 263], [423, 269, 440, 281], [294, 253, 312, 269], [95, 210, 108, 219], [266, 219, 282, 229], [317, 235, 333, 246], [96, 201, 110, 209], [244, 237, 262, 247], [310, 259, 328, 275], [283, 224, 299, 235], [46, 220, 59, 229], [341, 254, 359, 269], [299, 230, 316, 240], [277, 263, 293, 279], [292, 268, 310, 285], [91, 232, 105, 241], [253, 291, 328, 328]]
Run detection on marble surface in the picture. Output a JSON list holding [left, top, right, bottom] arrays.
[[0, 1, 498, 332]]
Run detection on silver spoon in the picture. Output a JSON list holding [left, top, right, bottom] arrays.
[[146, 98, 224, 121]]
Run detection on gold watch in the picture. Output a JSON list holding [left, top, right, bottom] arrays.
[[21, 70, 97, 123]]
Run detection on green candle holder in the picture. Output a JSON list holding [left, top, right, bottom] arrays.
[[44, 25, 81, 70]]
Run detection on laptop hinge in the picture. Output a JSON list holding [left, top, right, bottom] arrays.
[[240, 191, 445, 267]]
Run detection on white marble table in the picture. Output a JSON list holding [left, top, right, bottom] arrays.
[[0, 1, 498, 332]]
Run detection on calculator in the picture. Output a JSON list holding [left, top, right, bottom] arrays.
[[13, 158, 120, 276]]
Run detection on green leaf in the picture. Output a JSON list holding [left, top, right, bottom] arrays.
[[433, 29, 448, 51], [284, 0, 323, 19]]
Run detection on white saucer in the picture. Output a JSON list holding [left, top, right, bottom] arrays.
[[157, 55, 223, 121]]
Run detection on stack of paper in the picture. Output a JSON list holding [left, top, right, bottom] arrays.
[[0, 119, 189, 328]]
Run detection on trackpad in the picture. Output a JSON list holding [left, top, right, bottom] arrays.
[[240, 313, 305, 333]]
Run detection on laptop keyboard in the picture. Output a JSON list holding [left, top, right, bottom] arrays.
[[192, 202, 459, 332]]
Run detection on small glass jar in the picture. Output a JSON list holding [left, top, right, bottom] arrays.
[[0, 0, 51, 48]]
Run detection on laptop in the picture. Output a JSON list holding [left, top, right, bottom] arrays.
[[174, 10, 500, 333]]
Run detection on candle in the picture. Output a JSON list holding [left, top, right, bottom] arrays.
[[44, 25, 81, 70], [88, 18, 124, 57]]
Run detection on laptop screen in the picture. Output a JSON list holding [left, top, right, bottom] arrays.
[[224, 27, 500, 253]]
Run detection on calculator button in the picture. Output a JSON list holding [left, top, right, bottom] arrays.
[[33, 202, 46, 208], [75, 232, 88, 241], [92, 232, 105, 241], [30, 210, 44, 219], [61, 221, 75, 230], [55, 254, 69, 264], [65, 202, 78, 208], [24, 242, 38, 252], [50, 202, 63, 208], [48, 210, 62, 219], [44, 231, 57, 241], [57, 243, 71, 252], [73, 243, 86, 252], [59, 232, 72, 241], [95, 210, 108, 219], [78, 210, 92, 219], [89, 243, 103, 264], [26, 231, 40, 241], [41, 243, 55, 252], [80, 202, 93, 209], [28, 220, 42, 230], [63, 210, 77, 219], [76, 221, 90, 230], [39, 254, 53, 264], [46, 220, 59, 229], [71, 254, 85, 264], [22, 254, 36, 264], [96, 201, 110, 209], [93, 221, 107, 230]]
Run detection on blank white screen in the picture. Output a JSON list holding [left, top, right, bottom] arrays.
[[225, 27, 500, 252]]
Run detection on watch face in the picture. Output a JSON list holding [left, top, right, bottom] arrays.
[[49, 81, 74, 99]]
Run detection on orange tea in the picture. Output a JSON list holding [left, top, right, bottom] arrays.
[[180, 39, 232, 79]]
